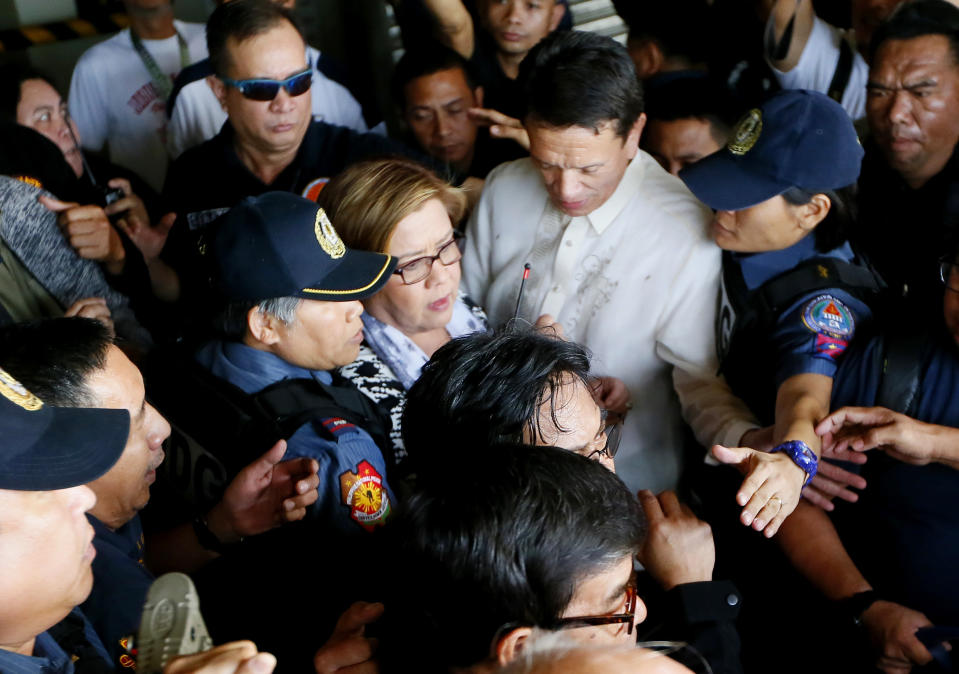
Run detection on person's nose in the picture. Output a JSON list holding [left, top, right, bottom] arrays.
[[435, 111, 453, 139], [506, 1, 524, 24], [887, 90, 913, 127], [346, 299, 364, 321], [269, 86, 296, 113], [555, 170, 580, 200]]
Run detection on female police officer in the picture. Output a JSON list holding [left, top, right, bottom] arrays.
[[680, 89, 881, 537]]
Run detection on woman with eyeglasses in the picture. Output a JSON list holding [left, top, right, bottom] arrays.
[[318, 158, 488, 461]]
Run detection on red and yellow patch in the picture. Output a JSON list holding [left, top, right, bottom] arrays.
[[119, 653, 136, 669], [339, 460, 391, 531]]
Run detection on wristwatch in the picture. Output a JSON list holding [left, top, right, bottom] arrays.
[[837, 590, 881, 628], [191, 514, 242, 554], [769, 440, 818, 487]]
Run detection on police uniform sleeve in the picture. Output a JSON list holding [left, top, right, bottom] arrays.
[[772, 289, 872, 388], [285, 421, 395, 536]]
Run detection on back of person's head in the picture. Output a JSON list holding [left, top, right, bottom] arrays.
[[391, 43, 478, 110], [0, 317, 112, 407], [402, 328, 591, 468], [0, 123, 81, 200], [622, 0, 714, 71], [644, 76, 736, 144], [379, 443, 643, 672], [521, 30, 644, 138], [207, 0, 302, 78], [317, 157, 467, 254], [0, 62, 49, 125], [869, 0, 959, 62]]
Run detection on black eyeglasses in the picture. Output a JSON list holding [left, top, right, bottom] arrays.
[[221, 67, 312, 101], [393, 231, 464, 285], [940, 258, 959, 292], [552, 580, 638, 636], [585, 409, 623, 462]]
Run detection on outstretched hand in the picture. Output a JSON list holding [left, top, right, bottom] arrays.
[[313, 602, 385, 674], [711, 444, 806, 537], [164, 641, 276, 674], [206, 440, 320, 542], [637, 490, 714, 590], [817, 406, 943, 466], [468, 107, 529, 150]]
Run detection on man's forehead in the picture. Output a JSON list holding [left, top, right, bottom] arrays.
[[873, 34, 959, 73], [407, 68, 474, 101]]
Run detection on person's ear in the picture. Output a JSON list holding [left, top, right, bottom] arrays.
[[474, 85, 485, 109], [209, 76, 228, 112], [494, 626, 534, 666], [246, 306, 283, 346], [548, 1, 566, 32], [796, 193, 832, 232], [625, 112, 647, 160], [629, 39, 663, 79]]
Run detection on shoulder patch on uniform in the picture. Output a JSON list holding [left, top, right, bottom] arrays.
[[322, 416, 356, 436], [119, 654, 136, 669], [801, 294, 855, 340], [302, 177, 330, 202], [339, 460, 391, 531]]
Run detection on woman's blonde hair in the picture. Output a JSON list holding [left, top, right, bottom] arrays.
[[317, 157, 468, 254]]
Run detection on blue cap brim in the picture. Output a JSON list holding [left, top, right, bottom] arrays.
[[0, 406, 129, 492], [295, 249, 397, 302], [680, 151, 795, 212]]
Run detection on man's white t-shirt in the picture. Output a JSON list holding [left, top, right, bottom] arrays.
[[68, 21, 207, 191], [766, 15, 869, 120], [463, 153, 757, 493], [166, 45, 373, 159]]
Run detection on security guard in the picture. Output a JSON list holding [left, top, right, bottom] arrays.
[[681, 89, 880, 536], [195, 192, 399, 539]]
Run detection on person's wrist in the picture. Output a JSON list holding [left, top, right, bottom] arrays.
[[200, 504, 242, 548], [838, 590, 881, 629], [769, 440, 818, 487]]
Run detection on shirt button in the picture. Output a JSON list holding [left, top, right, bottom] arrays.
[[565, 240, 573, 247], [726, 593, 740, 606], [552, 285, 561, 292]]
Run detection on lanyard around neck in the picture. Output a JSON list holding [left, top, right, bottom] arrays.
[[130, 26, 190, 102]]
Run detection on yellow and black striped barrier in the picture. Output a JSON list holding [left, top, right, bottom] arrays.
[[0, 13, 130, 52]]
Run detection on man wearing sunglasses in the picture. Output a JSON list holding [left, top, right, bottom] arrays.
[[161, 0, 461, 331]]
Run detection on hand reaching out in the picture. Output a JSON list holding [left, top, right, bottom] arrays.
[[637, 490, 714, 590]]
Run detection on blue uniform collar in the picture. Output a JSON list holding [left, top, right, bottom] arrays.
[[199, 340, 333, 396], [732, 235, 855, 290], [0, 630, 75, 673]]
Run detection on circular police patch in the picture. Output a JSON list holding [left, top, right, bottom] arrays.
[[801, 295, 854, 340]]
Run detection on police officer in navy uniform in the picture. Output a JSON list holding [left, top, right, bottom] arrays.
[[196, 192, 399, 539], [678, 89, 888, 672], [681, 89, 879, 536]]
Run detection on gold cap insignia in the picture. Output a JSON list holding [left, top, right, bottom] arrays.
[[314, 208, 345, 260], [727, 109, 763, 156], [0, 367, 43, 411]]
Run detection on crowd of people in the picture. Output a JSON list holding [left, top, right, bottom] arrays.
[[2, 0, 959, 672]]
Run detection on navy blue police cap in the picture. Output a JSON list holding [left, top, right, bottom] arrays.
[[680, 89, 863, 212], [213, 192, 397, 302], [0, 366, 128, 491]]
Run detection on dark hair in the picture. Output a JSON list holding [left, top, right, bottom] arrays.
[[0, 317, 113, 407], [521, 30, 644, 138], [0, 62, 53, 125], [402, 328, 592, 472], [869, 0, 959, 63], [391, 43, 478, 110], [781, 183, 858, 253], [379, 443, 643, 672], [643, 76, 736, 145], [207, 0, 304, 79], [621, 0, 715, 68]]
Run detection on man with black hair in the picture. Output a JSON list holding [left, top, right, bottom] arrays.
[[415, 0, 566, 118], [854, 0, 959, 321], [641, 77, 734, 177], [166, 0, 374, 160], [463, 31, 759, 494], [379, 444, 644, 672], [403, 328, 616, 471], [0, 317, 320, 667], [392, 45, 524, 178]]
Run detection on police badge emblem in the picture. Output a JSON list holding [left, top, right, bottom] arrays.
[[314, 207, 345, 259], [0, 367, 43, 411], [727, 109, 763, 156], [339, 460, 392, 531]]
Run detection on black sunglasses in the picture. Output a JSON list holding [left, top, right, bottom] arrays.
[[221, 67, 312, 101]]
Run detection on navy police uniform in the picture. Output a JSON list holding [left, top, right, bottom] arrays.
[[196, 340, 396, 537], [0, 609, 114, 674], [831, 329, 959, 625], [717, 236, 874, 424]]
